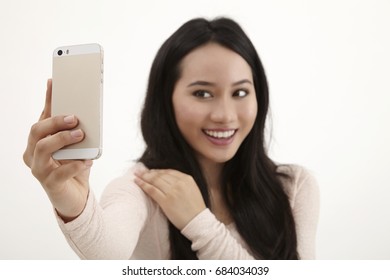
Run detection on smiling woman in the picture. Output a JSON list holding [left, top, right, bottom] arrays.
[[173, 43, 258, 166], [23, 17, 319, 260]]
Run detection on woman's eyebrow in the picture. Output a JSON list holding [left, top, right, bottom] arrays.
[[187, 81, 216, 87], [232, 79, 253, 86], [187, 79, 252, 88]]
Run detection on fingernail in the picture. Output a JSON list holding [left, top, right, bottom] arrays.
[[70, 129, 83, 138], [134, 169, 146, 177], [84, 160, 93, 167], [64, 115, 75, 124]]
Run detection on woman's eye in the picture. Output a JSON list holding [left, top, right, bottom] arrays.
[[193, 90, 212, 98], [233, 89, 249, 97]]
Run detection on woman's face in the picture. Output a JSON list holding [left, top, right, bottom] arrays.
[[172, 43, 258, 168]]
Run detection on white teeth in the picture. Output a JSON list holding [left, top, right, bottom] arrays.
[[204, 130, 235, 139]]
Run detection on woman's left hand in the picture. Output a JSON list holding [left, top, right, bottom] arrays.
[[134, 169, 206, 230]]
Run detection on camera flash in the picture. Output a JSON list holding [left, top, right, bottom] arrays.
[[66, 49, 69, 54]]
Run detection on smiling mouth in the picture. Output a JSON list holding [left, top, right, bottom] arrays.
[[203, 129, 237, 139]]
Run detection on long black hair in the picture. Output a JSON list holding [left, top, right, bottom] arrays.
[[139, 17, 298, 259]]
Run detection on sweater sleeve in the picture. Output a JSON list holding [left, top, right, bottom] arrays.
[[290, 167, 320, 260], [181, 208, 255, 260], [55, 165, 151, 259]]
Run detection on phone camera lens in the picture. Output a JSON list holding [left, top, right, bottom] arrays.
[[57, 50, 63, 56]]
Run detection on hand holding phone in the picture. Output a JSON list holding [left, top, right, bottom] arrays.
[[52, 43, 104, 160], [23, 79, 93, 222]]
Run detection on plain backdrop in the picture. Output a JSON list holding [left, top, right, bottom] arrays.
[[1, 0, 389, 259]]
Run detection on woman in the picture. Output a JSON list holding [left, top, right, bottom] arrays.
[[23, 17, 319, 259]]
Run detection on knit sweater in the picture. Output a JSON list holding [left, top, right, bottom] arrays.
[[56, 163, 320, 259]]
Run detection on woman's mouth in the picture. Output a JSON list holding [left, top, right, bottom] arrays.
[[202, 129, 237, 145]]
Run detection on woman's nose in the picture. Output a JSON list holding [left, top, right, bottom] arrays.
[[209, 97, 236, 124]]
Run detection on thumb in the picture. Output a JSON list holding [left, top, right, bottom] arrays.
[[39, 79, 52, 121]]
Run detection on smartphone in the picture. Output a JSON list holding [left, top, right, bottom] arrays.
[[51, 43, 103, 160]]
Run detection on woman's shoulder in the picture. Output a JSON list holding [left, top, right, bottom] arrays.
[[105, 162, 148, 189], [276, 164, 314, 182], [276, 164, 320, 209], [101, 162, 151, 206]]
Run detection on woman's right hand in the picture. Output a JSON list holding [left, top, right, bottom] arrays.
[[23, 79, 93, 222]]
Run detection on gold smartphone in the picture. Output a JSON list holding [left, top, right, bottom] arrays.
[[52, 43, 103, 160]]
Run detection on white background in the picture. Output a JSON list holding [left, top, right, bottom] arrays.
[[1, 0, 389, 259]]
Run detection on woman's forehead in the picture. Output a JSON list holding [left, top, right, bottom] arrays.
[[178, 43, 253, 84]]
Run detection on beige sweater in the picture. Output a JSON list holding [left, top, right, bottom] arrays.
[[56, 163, 320, 259]]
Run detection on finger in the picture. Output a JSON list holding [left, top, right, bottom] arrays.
[[30, 129, 85, 178], [33, 115, 78, 141], [35, 129, 85, 159], [149, 170, 177, 185], [152, 169, 187, 180], [24, 80, 54, 167], [133, 167, 148, 177], [138, 170, 178, 194], [134, 176, 166, 203], [134, 168, 183, 179], [24, 115, 79, 167], [147, 169, 193, 188], [39, 79, 52, 121]]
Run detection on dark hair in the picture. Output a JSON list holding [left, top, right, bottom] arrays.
[[139, 17, 298, 259]]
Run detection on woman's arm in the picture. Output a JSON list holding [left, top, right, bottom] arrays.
[[181, 208, 255, 259], [289, 166, 320, 259], [56, 165, 151, 259]]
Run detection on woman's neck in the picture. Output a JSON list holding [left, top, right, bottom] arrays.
[[197, 157, 233, 225], [197, 158, 224, 190]]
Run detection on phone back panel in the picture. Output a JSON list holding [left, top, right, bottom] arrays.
[[52, 44, 103, 151]]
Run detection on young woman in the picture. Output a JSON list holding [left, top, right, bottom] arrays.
[[23, 17, 319, 259]]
